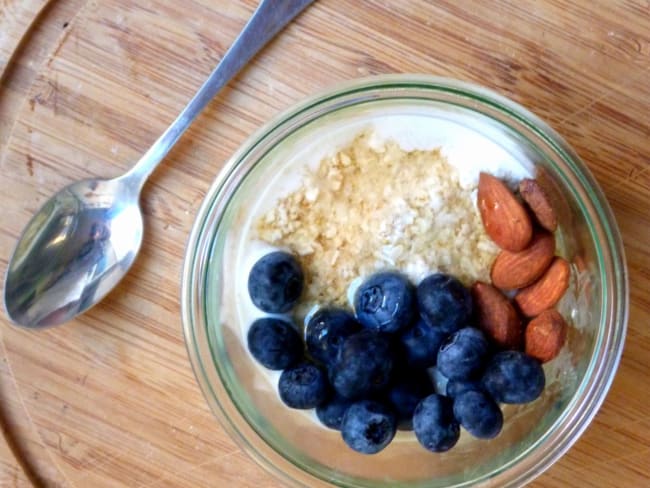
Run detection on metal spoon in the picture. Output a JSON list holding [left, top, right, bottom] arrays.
[[4, 0, 314, 328]]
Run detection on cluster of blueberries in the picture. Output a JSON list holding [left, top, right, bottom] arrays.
[[247, 251, 545, 454]]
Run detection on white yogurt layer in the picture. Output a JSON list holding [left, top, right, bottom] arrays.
[[367, 115, 533, 189]]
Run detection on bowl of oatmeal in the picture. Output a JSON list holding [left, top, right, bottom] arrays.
[[181, 75, 627, 487]]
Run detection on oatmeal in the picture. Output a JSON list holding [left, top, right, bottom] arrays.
[[255, 131, 500, 308]]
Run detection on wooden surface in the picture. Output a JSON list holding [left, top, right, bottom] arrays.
[[1, 1, 649, 486]]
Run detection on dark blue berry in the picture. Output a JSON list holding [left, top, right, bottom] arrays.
[[446, 379, 484, 399], [247, 318, 303, 370], [417, 273, 472, 334], [413, 394, 460, 452], [481, 351, 545, 404], [305, 308, 361, 365], [329, 330, 395, 399], [278, 362, 329, 409], [453, 390, 503, 439], [387, 372, 433, 430], [316, 394, 354, 430], [354, 272, 416, 334], [437, 327, 490, 380], [398, 317, 448, 369], [340, 401, 397, 454], [248, 251, 304, 313]]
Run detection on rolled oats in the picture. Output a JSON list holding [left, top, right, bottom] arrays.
[[255, 132, 499, 307]]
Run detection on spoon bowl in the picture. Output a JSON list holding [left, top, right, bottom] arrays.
[[5, 177, 142, 327]]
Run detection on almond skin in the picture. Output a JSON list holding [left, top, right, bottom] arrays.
[[471, 281, 522, 349], [519, 178, 558, 232], [525, 310, 567, 363], [478, 173, 533, 252], [491, 231, 556, 289], [515, 257, 570, 317]]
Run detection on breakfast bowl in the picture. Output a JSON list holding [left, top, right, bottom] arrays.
[[181, 75, 628, 487]]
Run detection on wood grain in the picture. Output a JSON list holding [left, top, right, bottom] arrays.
[[0, 0, 48, 75], [1, 1, 650, 486], [0, 0, 49, 161]]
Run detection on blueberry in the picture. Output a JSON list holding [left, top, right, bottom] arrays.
[[305, 308, 361, 365], [413, 394, 460, 452], [248, 251, 304, 313], [398, 317, 448, 369], [437, 327, 490, 380], [278, 362, 329, 409], [329, 330, 395, 399], [340, 400, 397, 454], [354, 271, 416, 333], [247, 318, 303, 370], [387, 372, 433, 430], [316, 394, 354, 430], [453, 390, 503, 439], [446, 379, 483, 399], [417, 273, 472, 334], [482, 351, 545, 404]]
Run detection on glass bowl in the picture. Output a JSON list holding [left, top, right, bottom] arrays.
[[181, 75, 628, 487]]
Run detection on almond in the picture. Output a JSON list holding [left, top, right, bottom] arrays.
[[519, 178, 558, 232], [490, 231, 556, 289], [478, 172, 533, 252], [515, 257, 570, 317], [525, 310, 567, 363], [471, 281, 522, 349]]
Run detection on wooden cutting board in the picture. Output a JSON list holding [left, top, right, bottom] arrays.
[[1, 1, 650, 486]]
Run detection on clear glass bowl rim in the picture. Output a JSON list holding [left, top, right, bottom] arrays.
[[181, 74, 628, 488]]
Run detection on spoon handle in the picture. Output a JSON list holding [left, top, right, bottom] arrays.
[[125, 0, 314, 187]]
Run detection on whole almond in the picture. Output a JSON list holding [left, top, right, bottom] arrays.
[[525, 310, 567, 363], [515, 257, 570, 317], [491, 231, 556, 289], [471, 281, 522, 349], [519, 178, 558, 232], [478, 173, 533, 252]]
